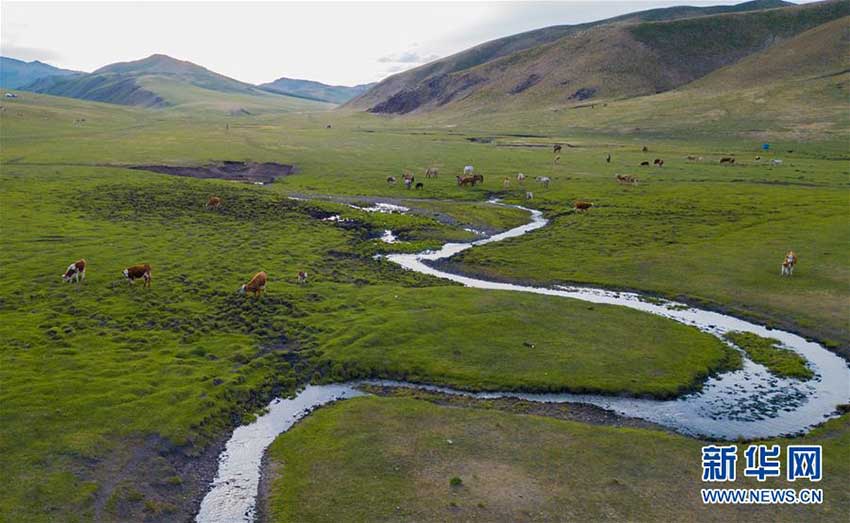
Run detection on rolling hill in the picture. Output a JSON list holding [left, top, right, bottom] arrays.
[[20, 54, 330, 113], [259, 77, 374, 104], [346, 0, 848, 115], [0, 56, 80, 89]]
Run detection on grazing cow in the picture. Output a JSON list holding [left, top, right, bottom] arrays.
[[687, 155, 697, 161], [206, 196, 222, 210], [402, 171, 414, 182], [239, 271, 267, 297], [653, 158, 664, 167], [616, 174, 638, 185], [457, 175, 474, 187], [771, 159, 783, 166], [425, 167, 439, 178], [720, 157, 735, 164], [297, 271, 308, 285], [463, 165, 474, 176], [642, 146, 648, 152], [471, 173, 484, 186], [640, 161, 650, 166], [755, 156, 761, 161], [781, 251, 797, 276], [535, 176, 551, 188], [502, 177, 511, 189], [606, 153, 611, 163], [387, 176, 397, 185], [62, 259, 86, 284], [124, 263, 152, 288], [554, 155, 561, 165], [404, 178, 413, 189], [516, 172, 526, 184], [553, 144, 562, 154], [574, 200, 593, 212], [415, 182, 424, 190]]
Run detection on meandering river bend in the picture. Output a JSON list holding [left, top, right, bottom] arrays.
[[196, 200, 850, 523]]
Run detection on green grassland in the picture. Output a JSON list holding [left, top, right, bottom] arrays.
[[264, 396, 850, 522], [1, 84, 848, 521], [724, 331, 814, 379]]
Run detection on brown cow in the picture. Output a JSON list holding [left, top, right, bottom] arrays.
[[502, 177, 511, 189], [456, 175, 474, 187], [239, 271, 267, 297], [640, 161, 650, 166], [471, 173, 484, 186], [720, 157, 735, 164], [62, 259, 86, 284], [642, 146, 648, 152], [206, 196, 222, 210], [616, 174, 638, 185], [654, 158, 664, 167], [574, 200, 594, 212], [124, 263, 152, 287]]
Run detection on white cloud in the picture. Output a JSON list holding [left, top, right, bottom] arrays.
[[377, 51, 439, 64]]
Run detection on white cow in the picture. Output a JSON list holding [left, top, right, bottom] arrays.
[[516, 172, 526, 184], [464, 165, 474, 176], [535, 176, 551, 188]]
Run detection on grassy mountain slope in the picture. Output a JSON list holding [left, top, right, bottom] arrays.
[[349, 0, 848, 115], [0, 56, 80, 89], [409, 13, 849, 141], [20, 54, 330, 113], [259, 77, 374, 104]]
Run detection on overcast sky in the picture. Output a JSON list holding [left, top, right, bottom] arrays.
[[1, 0, 813, 86]]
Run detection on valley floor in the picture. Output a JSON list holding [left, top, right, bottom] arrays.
[[1, 93, 848, 522]]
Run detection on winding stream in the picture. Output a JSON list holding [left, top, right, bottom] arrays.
[[196, 201, 850, 523]]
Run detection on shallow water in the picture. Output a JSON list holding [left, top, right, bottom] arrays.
[[195, 385, 364, 523], [196, 201, 850, 522]]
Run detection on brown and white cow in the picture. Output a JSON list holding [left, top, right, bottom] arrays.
[[616, 174, 638, 185], [62, 259, 86, 284], [239, 271, 267, 297], [297, 271, 308, 285], [207, 196, 222, 210], [781, 251, 797, 277], [654, 158, 664, 167], [124, 263, 152, 287], [516, 172, 526, 184], [553, 144, 562, 154]]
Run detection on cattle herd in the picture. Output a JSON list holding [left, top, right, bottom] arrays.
[[60, 144, 798, 297]]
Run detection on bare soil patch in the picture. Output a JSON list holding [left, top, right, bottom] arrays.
[[129, 161, 296, 184]]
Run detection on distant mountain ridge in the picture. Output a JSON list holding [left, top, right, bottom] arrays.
[[345, 0, 849, 114], [17, 54, 329, 113], [259, 77, 375, 104], [0, 56, 80, 89]]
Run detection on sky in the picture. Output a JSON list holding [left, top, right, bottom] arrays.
[[0, 0, 814, 86]]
